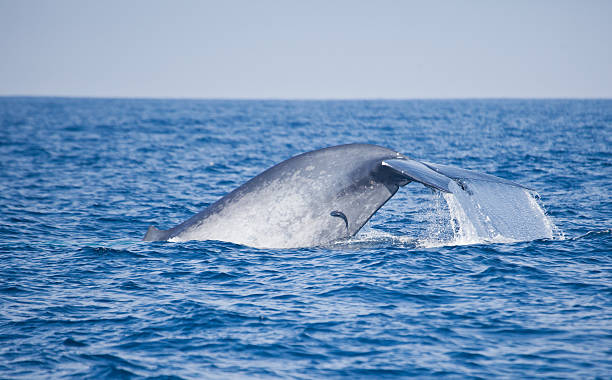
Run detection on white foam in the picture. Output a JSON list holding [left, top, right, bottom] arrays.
[[341, 228, 416, 248]]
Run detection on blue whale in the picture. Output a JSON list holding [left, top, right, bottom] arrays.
[[144, 144, 528, 248]]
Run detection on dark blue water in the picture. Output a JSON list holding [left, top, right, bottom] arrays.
[[1, 97, 610, 378]]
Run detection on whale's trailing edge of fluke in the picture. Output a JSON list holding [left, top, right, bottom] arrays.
[[422, 162, 533, 191], [143, 144, 531, 248]]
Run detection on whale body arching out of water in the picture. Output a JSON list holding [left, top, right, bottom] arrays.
[[144, 144, 529, 248]]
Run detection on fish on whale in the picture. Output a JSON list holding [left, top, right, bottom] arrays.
[[144, 144, 529, 248]]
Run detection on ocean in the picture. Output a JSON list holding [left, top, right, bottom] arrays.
[[1, 97, 610, 378]]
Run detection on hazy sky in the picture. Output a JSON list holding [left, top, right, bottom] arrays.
[[1, 0, 610, 99]]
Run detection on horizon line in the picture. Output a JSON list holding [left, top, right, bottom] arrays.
[[1, 94, 611, 101]]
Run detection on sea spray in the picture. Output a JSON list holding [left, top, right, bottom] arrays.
[[422, 180, 560, 246]]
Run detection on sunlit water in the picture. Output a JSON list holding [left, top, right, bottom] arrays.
[[1, 98, 610, 378]]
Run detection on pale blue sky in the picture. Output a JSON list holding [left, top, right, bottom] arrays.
[[1, 0, 610, 99]]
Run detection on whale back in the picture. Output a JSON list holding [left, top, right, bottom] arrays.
[[162, 144, 404, 248]]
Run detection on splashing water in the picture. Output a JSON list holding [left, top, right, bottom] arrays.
[[419, 180, 561, 247]]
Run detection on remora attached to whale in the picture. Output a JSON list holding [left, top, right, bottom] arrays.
[[144, 144, 530, 248]]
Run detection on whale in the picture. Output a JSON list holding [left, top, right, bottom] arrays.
[[143, 144, 529, 248]]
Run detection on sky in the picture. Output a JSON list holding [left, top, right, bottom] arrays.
[[1, 0, 611, 99]]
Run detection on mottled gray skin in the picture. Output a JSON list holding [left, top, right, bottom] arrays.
[[144, 144, 410, 248]]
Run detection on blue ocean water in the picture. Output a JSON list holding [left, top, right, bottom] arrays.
[[0, 97, 610, 378]]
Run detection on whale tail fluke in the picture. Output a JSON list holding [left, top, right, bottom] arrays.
[[421, 162, 533, 191], [143, 225, 168, 241], [382, 158, 531, 193]]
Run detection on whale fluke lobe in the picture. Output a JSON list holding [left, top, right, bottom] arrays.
[[422, 162, 533, 190], [143, 144, 531, 248]]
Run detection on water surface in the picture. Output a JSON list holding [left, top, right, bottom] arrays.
[[1, 98, 610, 378]]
